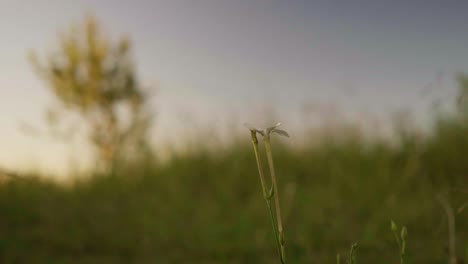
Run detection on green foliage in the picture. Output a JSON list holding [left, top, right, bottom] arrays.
[[0, 115, 467, 263], [30, 15, 152, 168], [1, 72, 468, 263]]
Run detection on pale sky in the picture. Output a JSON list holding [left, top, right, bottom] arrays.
[[1, 0, 468, 176]]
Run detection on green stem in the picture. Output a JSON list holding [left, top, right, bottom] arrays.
[[250, 132, 268, 198], [264, 137, 286, 264], [249, 132, 283, 263], [267, 200, 282, 262]]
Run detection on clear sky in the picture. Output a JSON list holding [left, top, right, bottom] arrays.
[[1, 0, 468, 176]]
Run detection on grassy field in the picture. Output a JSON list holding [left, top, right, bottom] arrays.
[[0, 115, 467, 263]]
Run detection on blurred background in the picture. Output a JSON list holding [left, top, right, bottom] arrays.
[[0, 0, 467, 263]]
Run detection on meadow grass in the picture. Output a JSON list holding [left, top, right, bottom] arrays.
[[0, 115, 467, 263]]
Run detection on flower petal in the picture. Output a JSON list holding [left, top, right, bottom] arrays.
[[272, 129, 290, 138], [266, 122, 282, 134]]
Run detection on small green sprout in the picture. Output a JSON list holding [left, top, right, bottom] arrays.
[[347, 242, 358, 264], [391, 220, 408, 264], [336, 242, 358, 264]]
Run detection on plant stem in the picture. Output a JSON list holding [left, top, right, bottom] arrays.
[[437, 194, 457, 264], [250, 131, 268, 198], [400, 229, 406, 264], [267, 199, 282, 262], [249, 131, 283, 262], [264, 137, 286, 264]]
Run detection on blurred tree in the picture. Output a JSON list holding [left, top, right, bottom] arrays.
[[30, 15, 153, 169]]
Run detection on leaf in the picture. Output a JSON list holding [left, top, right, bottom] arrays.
[[401, 226, 407, 240], [268, 187, 274, 200], [391, 220, 398, 232]]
